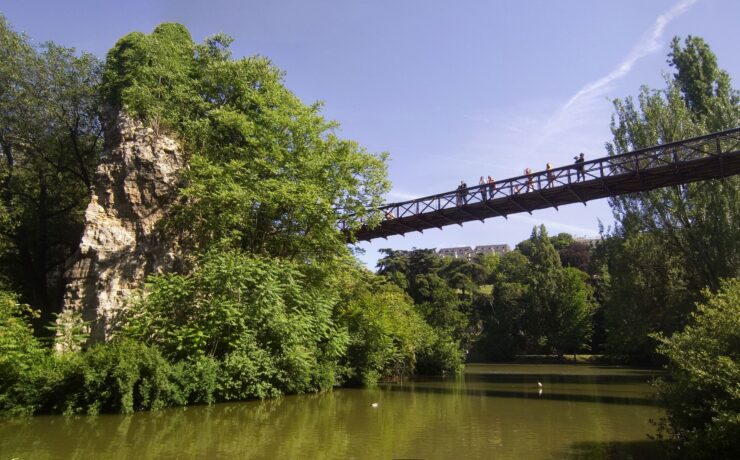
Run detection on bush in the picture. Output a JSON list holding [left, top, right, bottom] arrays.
[[46, 340, 179, 415], [416, 335, 465, 376], [336, 272, 464, 385], [0, 298, 206, 416], [653, 279, 740, 459], [171, 355, 219, 405], [122, 250, 348, 397], [0, 290, 49, 415]]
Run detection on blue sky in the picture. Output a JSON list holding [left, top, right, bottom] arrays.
[[3, 0, 739, 269]]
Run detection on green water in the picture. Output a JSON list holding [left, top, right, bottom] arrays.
[[0, 364, 665, 459]]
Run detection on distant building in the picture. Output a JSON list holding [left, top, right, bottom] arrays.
[[437, 244, 510, 260], [573, 236, 600, 246]]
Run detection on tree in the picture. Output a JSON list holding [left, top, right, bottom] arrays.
[[518, 225, 561, 351], [482, 250, 530, 359], [607, 36, 739, 293], [376, 248, 484, 352], [549, 232, 575, 251], [603, 36, 739, 360], [548, 267, 595, 357], [0, 15, 102, 324], [334, 270, 456, 385], [601, 224, 692, 360], [653, 279, 740, 459], [477, 227, 595, 359], [559, 241, 592, 273], [121, 250, 347, 397], [101, 24, 390, 263]]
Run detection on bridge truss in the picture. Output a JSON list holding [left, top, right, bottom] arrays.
[[346, 127, 740, 242]]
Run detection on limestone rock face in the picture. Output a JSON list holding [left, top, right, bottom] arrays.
[[59, 111, 186, 346]]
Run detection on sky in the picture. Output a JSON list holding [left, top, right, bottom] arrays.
[[2, 0, 739, 269]]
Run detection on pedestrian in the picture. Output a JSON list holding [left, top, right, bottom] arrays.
[[574, 153, 585, 181], [456, 180, 468, 206], [525, 168, 534, 192], [546, 162, 554, 187], [487, 175, 496, 198], [479, 176, 487, 200]]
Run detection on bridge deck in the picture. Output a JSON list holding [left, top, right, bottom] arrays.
[[349, 128, 740, 241]]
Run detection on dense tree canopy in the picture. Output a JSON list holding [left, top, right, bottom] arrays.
[[0, 15, 102, 323], [602, 36, 740, 361], [102, 24, 389, 261], [378, 227, 596, 361], [601, 35, 739, 455]]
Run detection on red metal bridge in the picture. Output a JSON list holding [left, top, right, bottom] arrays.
[[346, 127, 740, 242]]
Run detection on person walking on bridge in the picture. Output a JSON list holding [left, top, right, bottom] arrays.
[[478, 176, 487, 200], [574, 153, 585, 181], [487, 176, 496, 198], [546, 163, 554, 187], [456, 180, 468, 206]]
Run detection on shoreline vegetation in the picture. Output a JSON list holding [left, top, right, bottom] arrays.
[[0, 17, 737, 459], [468, 355, 651, 365]]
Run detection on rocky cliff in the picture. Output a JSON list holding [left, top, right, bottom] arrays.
[[57, 112, 185, 347]]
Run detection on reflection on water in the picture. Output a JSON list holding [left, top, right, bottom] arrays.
[[0, 364, 665, 459]]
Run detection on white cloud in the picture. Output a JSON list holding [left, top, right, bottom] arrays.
[[541, 0, 699, 142]]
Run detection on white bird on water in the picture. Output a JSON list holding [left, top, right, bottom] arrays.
[[371, 402, 379, 408], [537, 381, 543, 389]]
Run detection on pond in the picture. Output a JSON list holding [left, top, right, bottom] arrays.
[[0, 364, 665, 459]]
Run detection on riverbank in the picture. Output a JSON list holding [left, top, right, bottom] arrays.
[[469, 354, 662, 366]]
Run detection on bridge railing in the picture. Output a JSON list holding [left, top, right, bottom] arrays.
[[339, 127, 740, 231]]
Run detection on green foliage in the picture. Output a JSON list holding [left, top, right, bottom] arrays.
[[336, 271, 456, 385], [0, 291, 221, 415], [667, 36, 739, 129], [607, 35, 739, 293], [517, 225, 562, 350], [0, 290, 47, 414], [50, 340, 179, 415], [121, 250, 348, 396], [482, 251, 530, 359], [477, 227, 595, 359], [548, 267, 595, 356], [0, 15, 102, 321], [377, 248, 487, 351], [415, 334, 465, 376], [603, 36, 739, 361], [599, 228, 692, 361], [1, 292, 186, 416], [102, 23, 389, 253], [653, 279, 740, 459], [102, 23, 200, 130]]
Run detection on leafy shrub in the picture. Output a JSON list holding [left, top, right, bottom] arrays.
[[48, 340, 179, 415], [0, 298, 199, 417], [0, 290, 49, 415], [653, 279, 740, 459], [122, 250, 348, 397], [336, 271, 463, 385], [171, 355, 219, 405], [416, 335, 465, 376]]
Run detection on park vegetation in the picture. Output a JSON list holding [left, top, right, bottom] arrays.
[[0, 16, 737, 458]]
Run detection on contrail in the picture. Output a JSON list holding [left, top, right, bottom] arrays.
[[541, 0, 699, 140]]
